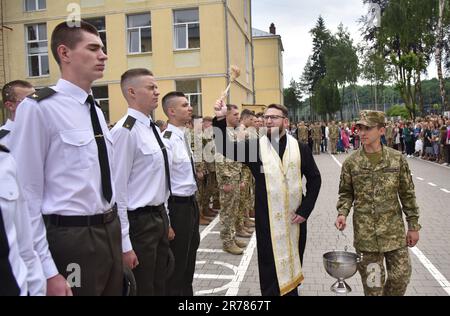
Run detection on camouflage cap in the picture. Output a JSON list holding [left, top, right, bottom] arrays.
[[356, 110, 385, 127]]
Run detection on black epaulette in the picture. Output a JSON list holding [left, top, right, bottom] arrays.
[[0, 144, 10, 153], [122, 116, 136, 131], [163, 131, 172, 139], [27, 87, 57, 102], [0, 129, 10, 140]]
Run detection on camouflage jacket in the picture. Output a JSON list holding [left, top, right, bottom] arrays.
[[329, 126, 339, 139], [337, 146, 421, 252], [385, 126, 394, 139], [312, 126, 322, 140], [298, 126, 308, 141], [215, 128, 241, 185]]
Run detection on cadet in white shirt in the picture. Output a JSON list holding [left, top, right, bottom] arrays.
[[0, 145, 46, 296], [112, 68, 172, 296], [0, 80, 35, 148], [162, 92, 200, 296], [11, 21, 122, 296]]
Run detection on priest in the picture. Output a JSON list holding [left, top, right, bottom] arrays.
[[213, 100, 321, 296]]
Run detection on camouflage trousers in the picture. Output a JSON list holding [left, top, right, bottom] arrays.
[[357, 247, 411, 296], [219, 182, 240, 246], [201, 172, 220, 211], [329, 138, 338, 154], [238, 167, 254, 230], [313, 139, 321, 154], [299, 137, 308, 144]]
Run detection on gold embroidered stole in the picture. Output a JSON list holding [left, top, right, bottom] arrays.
[[259, 134, 303, 295]]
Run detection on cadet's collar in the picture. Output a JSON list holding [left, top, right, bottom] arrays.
[[3, 119, 14, 131], [359, 145, 389, 170], [128, 108, 151, 127], [55, 79, 90, 105], [166, 123, 186, 139]]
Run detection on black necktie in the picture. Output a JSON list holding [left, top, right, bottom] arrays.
[[184, 132, 198, 188], [86, 95, 112, 203], [150, 121, 172, 195]]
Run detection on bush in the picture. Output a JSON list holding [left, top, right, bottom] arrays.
[[386, 104, 410, 119]]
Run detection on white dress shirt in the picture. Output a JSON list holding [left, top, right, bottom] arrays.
[[11, 79, 115, 278], [0, 151, 46, 295], [111, 109, 171, 253], [0, 119, 14, 148], [164, 123, 197, 197]]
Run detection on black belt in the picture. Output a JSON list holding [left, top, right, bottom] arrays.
[[44, 205, 117, 227], [168, 195, 196, 203], [127, 204, 165, 218]]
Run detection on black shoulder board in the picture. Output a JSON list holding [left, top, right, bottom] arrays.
[[0, 144, 10, 153], [122, 116, 136, 131], [163, 131, 172, 139], [27, 87, 57, 102], [0, 129, 10, 140]]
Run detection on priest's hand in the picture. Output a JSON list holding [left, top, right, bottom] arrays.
[[214, 99, 227, 118], [335, 215, 347, 231], [291, 212, 306, 224]]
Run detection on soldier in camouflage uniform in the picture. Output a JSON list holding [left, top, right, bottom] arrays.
[[201, 117, 220, 217], [237, 110, 257, 238], [312, 122, 322, 155], [329, 121, 339, 154], [215, 104, 247, 255], [385, 122, 394, 148], [297, 121, 309, 144], [336, 110, 421, 296]]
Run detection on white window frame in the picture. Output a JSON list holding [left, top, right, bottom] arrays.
[[127, 13, 152, 54], [176, 79, 202, 115], [24, 0, 46, 12], [26, 23, 49, 78], [83, 17, 107, 53], [173, 9, 200, 50]]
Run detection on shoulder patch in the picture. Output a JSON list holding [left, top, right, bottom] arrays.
[[0, 129, 10, 140], [0, 144, 10, 153], [122, 116, 136, 131], [27, 87, 57, 102], [163, 131, 172, 139]]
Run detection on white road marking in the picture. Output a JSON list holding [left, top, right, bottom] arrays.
[[197, 249, 225, 253], [200, 216, 219, 241], [225, 234, 258, 296], [410, 247, 450, 296], [330, 153, 450, 296], [441, 189, 450, 194], [416, 177, 424, 181], [428, 182, 437, 187]]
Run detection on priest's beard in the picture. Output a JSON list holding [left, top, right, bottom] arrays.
[[266, 125, 284, 141]]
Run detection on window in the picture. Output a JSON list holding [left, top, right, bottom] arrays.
[[26, 23, 49, 77], [25, 0, 46, 12], [176, 80, 202, 116], [83, 17, 107, 53], [173, 9, 200, 50], [92, 86, 110, 123], [127, 13, 151, 53]]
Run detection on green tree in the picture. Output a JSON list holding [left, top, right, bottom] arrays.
[[386, 104, 410, 119]]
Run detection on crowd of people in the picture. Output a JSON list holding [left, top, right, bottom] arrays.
[[0, 20, 432, 297], [286, 117, 450, 165]]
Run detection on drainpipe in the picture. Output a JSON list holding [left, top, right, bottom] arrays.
[[224, 0, 230, 104]]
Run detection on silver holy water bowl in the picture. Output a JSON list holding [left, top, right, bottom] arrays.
[[323, 251, 362, 294]]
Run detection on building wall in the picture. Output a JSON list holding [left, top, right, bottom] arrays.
[[2, 0, 254, 124], [253, 35, 283, 106]]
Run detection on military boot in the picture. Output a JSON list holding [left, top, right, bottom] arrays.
[[244, 226, 254, 234], [199, 215, 211, 225], [244, 219, 255, 228], [234, 238, 248, 249], [223, 242, 243, 255], [236, 229, 252, 238]]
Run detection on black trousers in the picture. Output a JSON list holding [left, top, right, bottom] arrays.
[[167, 197, 200, 296], [258, 222, 307, 296], [128, 206, 170, 296], [46, 216, 123, 296]]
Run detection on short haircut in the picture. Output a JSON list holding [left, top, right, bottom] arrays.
[[266, 104, 288, 118], [51, 21, 100, 65], [255, 112, 264, 118], [203, 116, 213, 122], [162, 91, 186, 116], [2, 80, 33, 103], [240, 109, 255, 120], [226, 104, 239, 112], [155, 120, 166, 128], [120, 68, 154, 96]]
